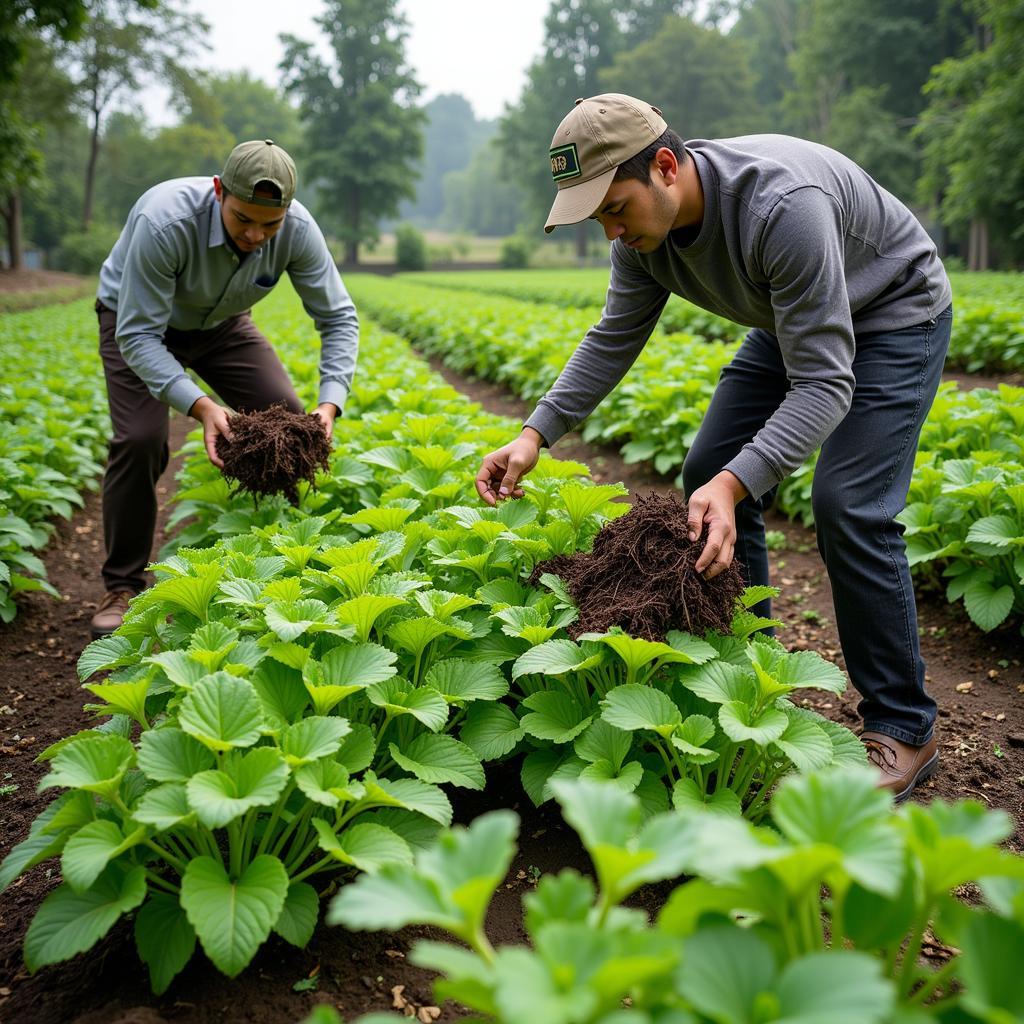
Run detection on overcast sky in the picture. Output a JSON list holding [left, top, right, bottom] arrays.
[[143, 0, 552, 125]]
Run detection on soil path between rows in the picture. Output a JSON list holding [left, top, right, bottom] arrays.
[[1, 355, 1022, 1024]]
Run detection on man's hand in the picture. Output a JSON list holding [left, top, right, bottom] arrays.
[[475, 427, 544, 506], [686, 470, 748, 578], [189, 396, 233, 469], [312, 402, 338, 441]]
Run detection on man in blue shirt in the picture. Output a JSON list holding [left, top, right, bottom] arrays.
[[92, 139, 359, 636]]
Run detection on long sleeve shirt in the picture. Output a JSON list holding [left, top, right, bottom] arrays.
[[97, 177, 359, 416], [524, 135, 952, 500]]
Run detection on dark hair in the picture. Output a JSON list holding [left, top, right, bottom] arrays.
[[614, 128, 687, 185], [222, 179, 283, 201]]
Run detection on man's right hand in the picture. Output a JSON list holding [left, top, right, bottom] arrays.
[[475, 428, 544, 506], [189, 396, 233, 469]]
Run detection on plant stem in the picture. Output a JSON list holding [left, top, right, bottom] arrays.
[[144, 867, 181, 894], [290, 853, 334, 885], [908, 957, 959, 1006], [144, 839, 188, 875]]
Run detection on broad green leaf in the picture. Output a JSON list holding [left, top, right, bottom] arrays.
[[389, 734, 485, 789], [770, 768, 904, 896], [460, 702, 525, 760], [305, 642, 396, 713], [963, 578, 1014, 631], [671, 715, 719, 765], [678, 659, 756, 705], [251, 658, 310, 730], [664, 630, 719, 663], [178, 672, 263, 752], [264, 599, 333, 642], [313, 820, 413, 872], [575, 718, 632, 769], [186, 747, 289, 828], [133, 782, 196, 831], [180, 854, 289, 977], [579, 758, 644, 791], [601, 684, 681, 737], [61, 820, 146, 893], [134, 892, 196, 995], [718, 701, 789, 744], [280, 716, 351, 767], [775, 950, 894, 1023], [772, 714, 834, 772], [39, 734, 135, 800], [294, 759, 353, 807], [512, 638, 605, 679], [273, 881, 320, 948], [147, 565, 223, 621], [77, 635, 137, 681], [146, 650, 209, 689], [137, 728, 213, 783], [521, 690, 593, 743], [958, 913, 1024, 1022], [558, 482, 628, 529], [24, 865, 147, 970], [672, 778, 742, 816], [550, 777, 641, 849], [329, 863, 451, 931], [0, 794, 84, 890], [361, 775, 453, 825], [387, 615, 452, 656], [334, 594, 407, 642], [335, 722, 377, 774], [966, 514, 1020, 551], [424, 658, 508, 703], [83, 678, 151, 727], [582, 630, 695, 677], [368, 678, 449, 731], [774, 649, 848, 695]]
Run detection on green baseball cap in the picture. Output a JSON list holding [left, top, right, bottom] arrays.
[[545, 94, 667, 233], [221, 139, 297, 208]]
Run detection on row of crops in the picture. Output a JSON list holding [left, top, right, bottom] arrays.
[[400, 268, 1024, 374], [1, 284, 1022, 1022], [347, 274, 1024, 635], [0, 305, 110, 621]]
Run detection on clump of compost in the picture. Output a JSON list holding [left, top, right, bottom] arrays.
[[533, 491, 747, 642], [215, 403, 331, 506]]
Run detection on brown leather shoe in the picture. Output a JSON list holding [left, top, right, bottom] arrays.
[[861, 731, 939, 803], [90, 590, 135, 639]]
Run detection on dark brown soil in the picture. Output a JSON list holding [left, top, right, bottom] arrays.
[[534, 492, 747, 640], [1, 361, 1022, 1024], [216, 404, 332, 506]]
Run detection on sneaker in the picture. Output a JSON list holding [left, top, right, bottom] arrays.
[[861, 730, 939, 803], [90, 590, 135, 639]]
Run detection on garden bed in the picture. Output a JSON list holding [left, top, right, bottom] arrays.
[[1, 372, 1021, 1023]]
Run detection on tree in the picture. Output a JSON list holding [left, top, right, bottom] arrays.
[[400, 93, 493, 226], [916, 0, 1024, 268], [0, 2, 88, 268], [441, 141, 525, 236], [599, 15, 764, 139], [281, 0, 425, 265], [60, 0, 209, 228], [498, 0, 626, 257]]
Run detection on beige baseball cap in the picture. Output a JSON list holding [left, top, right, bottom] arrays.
[[221, 139, 297, 208], [545, 94, 667, 233]]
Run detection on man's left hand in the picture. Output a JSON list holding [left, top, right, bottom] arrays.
[[312, 402, 339, 441], [686, 470, 748, 578]]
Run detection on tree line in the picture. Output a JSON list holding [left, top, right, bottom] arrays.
[[2, 0, 1021, 271]]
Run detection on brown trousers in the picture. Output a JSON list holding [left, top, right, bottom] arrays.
[[97, 302, 303, 593]]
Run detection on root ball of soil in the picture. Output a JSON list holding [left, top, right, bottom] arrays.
[[215, 403, 331, 506], [533, 491, 747, 642]]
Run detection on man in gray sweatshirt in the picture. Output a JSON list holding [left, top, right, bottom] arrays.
[[475, 93, 951, 802]]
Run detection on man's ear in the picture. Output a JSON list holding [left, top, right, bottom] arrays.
[[212, 175, 223, 202], [653, 147, 679, 185]]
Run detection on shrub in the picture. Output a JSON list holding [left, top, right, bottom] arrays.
[[499, 235, 532, 269], [394, 223, 427, 271], [54, 223, 122, 275]]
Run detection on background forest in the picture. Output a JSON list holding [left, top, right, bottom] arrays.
[[2, 0, 1022, 272]]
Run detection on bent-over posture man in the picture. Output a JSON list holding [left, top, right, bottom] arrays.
[[476, 94, 951, 801], [92, 139, 358, 637]]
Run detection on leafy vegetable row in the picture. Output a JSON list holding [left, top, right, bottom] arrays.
[[2, 289, 858, 993], [349, 276, 1024, 633], [327, 771, 1024, 1024], [399, 267, 1024, 373], [0, 300, 111, 621]]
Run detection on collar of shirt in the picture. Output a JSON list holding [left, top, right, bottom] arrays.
[[207, 195, 226, 250]]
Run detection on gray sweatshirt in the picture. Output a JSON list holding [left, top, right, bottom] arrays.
[[524, 135, 952, 500]]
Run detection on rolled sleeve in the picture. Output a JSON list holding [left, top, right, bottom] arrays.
[[114, 216, 204, 415], [287, 218, 359, 413]]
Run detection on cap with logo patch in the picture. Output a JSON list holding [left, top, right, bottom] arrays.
[[545, 94, 667, 233], [221, 139, 297, 208]]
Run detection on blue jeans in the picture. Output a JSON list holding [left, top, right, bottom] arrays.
[[682, 306, 953, 745]]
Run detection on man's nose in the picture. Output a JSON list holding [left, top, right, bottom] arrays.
[[602, 219, 625, 242]]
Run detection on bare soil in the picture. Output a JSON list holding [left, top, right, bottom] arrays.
[[1, 362, 1021, 1024]]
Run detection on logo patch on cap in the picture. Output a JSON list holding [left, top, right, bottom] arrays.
[[550, 143, 582, 182]]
